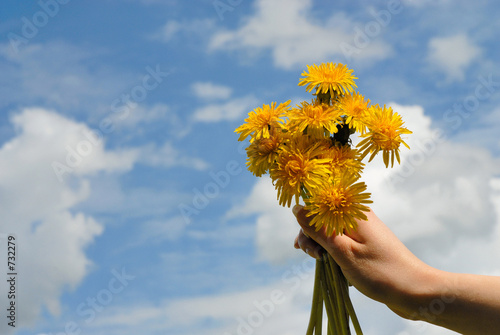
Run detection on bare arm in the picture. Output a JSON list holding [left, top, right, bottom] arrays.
[[293, 205, 500, 335]]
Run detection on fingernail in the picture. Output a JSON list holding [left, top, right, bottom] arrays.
[[292, 204, 302, 216]]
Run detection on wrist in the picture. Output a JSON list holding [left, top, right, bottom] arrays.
[[389, 263, 449, 321]]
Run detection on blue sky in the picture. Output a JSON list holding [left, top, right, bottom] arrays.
[[1, 0, 500, 334]]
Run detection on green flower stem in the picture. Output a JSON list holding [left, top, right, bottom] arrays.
[[314, 279, 323, 334], [326, 255, 350, 334], [306, 260, 323, 335], [328, 322, 333, 335], [319, 258, 337, 332], [324, 255, 349, 335], [300, 185, 312, 203], [322, 254, 345, 334], [339, 275, 363, 335]]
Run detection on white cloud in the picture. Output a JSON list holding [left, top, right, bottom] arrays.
[[81, 257, 410, 335], [226, 176, 299, 264], [139, 141, 209, 170], [0, 108, 139, 333], [141, 216, 187, 242], [401, 0, 451, 7], [208, 0, 392, 69], [190, 80, 258, 123], [191, 81, 233, 100], [427, 34, 481, 82], [126, 0, 178, 5], [76, 257, 317, 335], [158, 20, 181, 42], [153, 19, 216, 43], [0, 42, 130, 110], [113, 103, 175, 127], [192, 95, 259, 122], [104, 103, 191, 139]]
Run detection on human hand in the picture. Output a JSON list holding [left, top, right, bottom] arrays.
[[293, 204, 439, 319]]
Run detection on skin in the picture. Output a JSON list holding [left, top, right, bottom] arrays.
[[293, 204, 500, 335]]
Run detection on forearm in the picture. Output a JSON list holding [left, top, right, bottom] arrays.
[[405, 269, 500, 335]]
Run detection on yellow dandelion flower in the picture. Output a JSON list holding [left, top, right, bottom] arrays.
[[338, 92, 370, 134], [286, 101, 342, 139], [246, 131, 286, 177], [298, 63, 357, 96], [305, 174, 372, 236], [318, 142, 365, 178], [270, 138, 331, 207], [357, 105, 412, 168], [235, 100, 290, 142]]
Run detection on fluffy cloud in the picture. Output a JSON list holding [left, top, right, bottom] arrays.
[[112, 103, 178, 128], [191, 81, 233, 100], [0, 42, 130, 111], [154, 19, 216, 43], [71, 256, 316, 335], [157, 20, 182, 42], [83, 251, 407, 335], [0, 108, 138, 333], [401, 0, 451, 7], [209, 0, 393, 69], [192, 95, 259, 122], [226, 176, 299, 264], [427, 33, 481, 82], [190, 80, 258, 123], [139, 141, 209, 170]]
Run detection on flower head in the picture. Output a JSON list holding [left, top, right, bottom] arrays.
[[338, 92, 370, 134], [235, 101, 290, 142], [298, 63, 357, 96], [286, 101, 342, 139], [318, 142, 365, 178], [270, 137, 331, 207], [305, 174, 372, 236], [357, 105, 412, 167], [245, 131, 286, 177]]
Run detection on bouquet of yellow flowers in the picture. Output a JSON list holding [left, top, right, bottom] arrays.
[[235, 62, 411, 334]]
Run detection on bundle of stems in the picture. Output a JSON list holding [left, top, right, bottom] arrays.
[[306, 253, 362, 335]]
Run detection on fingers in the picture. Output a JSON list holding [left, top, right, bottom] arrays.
[[292, 204, 369, 241], [292, 204, 317, 237], [292, 204, 361, 262], [294, 229, 324, 259], [292, 204, 333, 249]]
